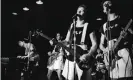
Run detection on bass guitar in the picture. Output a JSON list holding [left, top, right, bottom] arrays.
[[103, 19, 133, 70]]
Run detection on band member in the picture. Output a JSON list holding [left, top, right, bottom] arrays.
[[99, 1, 133, 80], [47, 33, 64, 80], [62, 4, 97, 80], [17, 40, 40, 80], [17, 40, 39, 66]]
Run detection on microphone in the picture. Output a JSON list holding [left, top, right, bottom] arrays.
[[72, 14, 80, 19]]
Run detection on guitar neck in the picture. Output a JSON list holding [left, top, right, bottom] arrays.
[[41, 34, 52, 41], [113, 19, 132, 50], [57, 43, 71, 52]]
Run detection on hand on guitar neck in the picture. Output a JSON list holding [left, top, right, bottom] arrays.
[[79, 53, 89, 62]]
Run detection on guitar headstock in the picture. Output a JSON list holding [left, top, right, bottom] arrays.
[[32, 29, 43, 37], [33, 29, 52, 41]]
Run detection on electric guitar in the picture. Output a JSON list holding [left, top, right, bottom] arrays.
[[47, 52, 59, 67], [103, 19, 133, 70], [35, 30, 90, 70], [112, 19, 132, 52]]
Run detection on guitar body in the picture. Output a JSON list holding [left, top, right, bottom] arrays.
[[64, 45, 91, 70], [65, 45, 86, 61], [78, 55, 94, 70], [103, 19, 133, 70], [47, 52, 58, 67]]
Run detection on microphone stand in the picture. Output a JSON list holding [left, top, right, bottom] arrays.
[[27, 31, 32, 78], [73, 18, 77, 80], [106, 7, 112, 80]]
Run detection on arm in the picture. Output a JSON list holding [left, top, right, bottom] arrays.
[[99, 23, 107, 52], [60, 23, 73, 47], [87, 32, 97, 56], [80, 32, 97, 61], [65, 23, 73, 42], [49, 24, 73, 46], [99, 33, 107, 52], [52, 46, 56, 53]]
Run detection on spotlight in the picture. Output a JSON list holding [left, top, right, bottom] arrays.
[[23, 7, 29, 11], [96, 18, 102, 20], [12, 12, 18, 15], [36, 0, 43, 5]]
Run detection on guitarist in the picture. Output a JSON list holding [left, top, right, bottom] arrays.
[[99, 1, 133, 80], [61, 4, 97, 80], [47, 33, 64, 80]]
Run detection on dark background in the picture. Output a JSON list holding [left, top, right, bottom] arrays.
[[1, 0, 132, 80]]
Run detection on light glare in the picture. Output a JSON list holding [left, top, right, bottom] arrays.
[[36, 0, 43, 5], [23, 7, 29, 11], [12, 12, 18, 15]]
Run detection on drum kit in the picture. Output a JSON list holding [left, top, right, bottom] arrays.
[[1, 30, 40, 80], [91, 49, 107, 80], [91, 43, 133, 79]]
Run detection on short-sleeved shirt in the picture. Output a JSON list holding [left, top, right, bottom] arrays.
[[69, 22, 94, 49], [100, 17, 132, 49]]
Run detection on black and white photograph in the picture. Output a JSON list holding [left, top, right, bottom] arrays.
[[1, 0, 133, 80]]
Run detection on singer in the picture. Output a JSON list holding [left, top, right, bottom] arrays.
[[62, 4, 97, 80]]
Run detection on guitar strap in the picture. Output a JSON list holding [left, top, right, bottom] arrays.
[[67, 22, 88, 47], [81, 23, 88, 44]]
